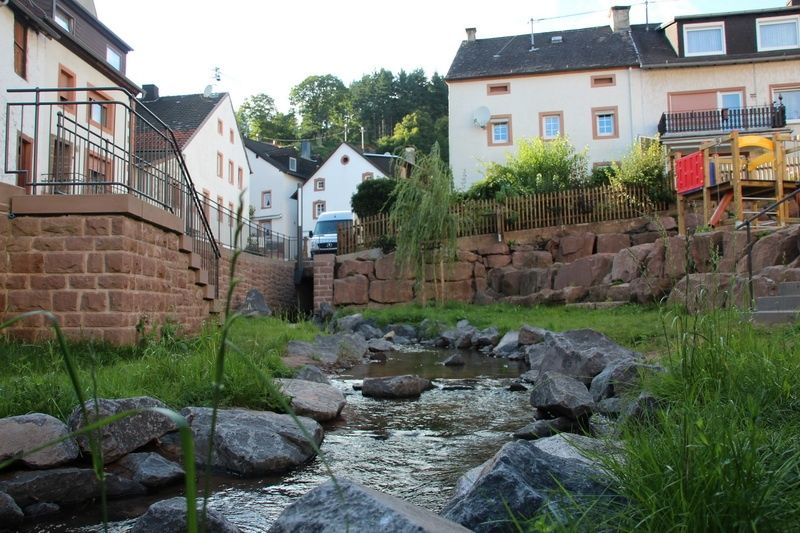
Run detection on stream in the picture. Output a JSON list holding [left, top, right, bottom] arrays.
[[37, 347, 530, 532]]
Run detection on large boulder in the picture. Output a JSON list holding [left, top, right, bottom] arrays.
[[689, 232, 724, 273], [553, 254, 614, 290], [269, 478, 470, 533], [277, 379, 346, 422], [590, 359, 661, 402], [67, 397, 177, 464], [132, 496, 241, 533], [596, 233, 631, 254], [518, 325, 548, 345], [512, 250, 553, 269], [333, 275, 369, 305], [512, 417, 581, 440], [611, 243, 654, 283], [473, 327, 500, 348], [334, 314, 365, 333], [491, 330, 520, 357], [369, 280, 415, 304], [111, 452, 184, 488], [0, 413, 79, 469], [555, 233, 596, 263], [286, 333, 368, 368], [739, 226, 800, 274], [0, 491, 23, 528], [529, 372, 595, 419], [441, 440, 612, 532], [526, 329, 639, 384], [530, 433, 615, 467], [666, 273, 737, 312], [294, 365, 331, 385], [361, 375, 432, 399], [182, 408, 323, 476], [0, 467, 144, 507], [236, 289, 271, 317]]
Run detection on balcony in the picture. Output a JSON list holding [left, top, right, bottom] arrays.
[[658, 104, 786, 136]]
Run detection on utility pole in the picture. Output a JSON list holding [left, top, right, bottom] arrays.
[[344, 120, 348, 143], [360, 126, 365, 151]]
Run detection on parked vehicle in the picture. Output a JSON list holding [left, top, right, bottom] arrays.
[[309, 211, 354, 258]]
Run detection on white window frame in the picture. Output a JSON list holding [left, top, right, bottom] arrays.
[[54, 7, 73, 32], [773, 85, 800, 123], [106, 47, 122, 70], [543, 115, 561, 139], [289, 157, 297, 172], [683, 22, 726, 57], [492, 121, 509, 143], [756, 15, 800, 52]]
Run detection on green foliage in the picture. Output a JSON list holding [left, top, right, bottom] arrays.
[[610, 138, 674, 203], [289, 74, 350, 137], [350, 178, 397, 218], [466, 137, 589, 201], [236, 93, 298, 142], [390, 144, 459, 303], [589, 164, 616, 186]]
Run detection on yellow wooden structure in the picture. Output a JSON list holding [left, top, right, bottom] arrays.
[[675, 132, 800, 235]]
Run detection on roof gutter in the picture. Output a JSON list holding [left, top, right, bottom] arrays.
[[641, 54, 800, 69]]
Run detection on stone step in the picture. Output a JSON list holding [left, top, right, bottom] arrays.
[[751, 310, 798, 325], [203, 284, 217, 301], [179, 234, 193, 253], [188, 253, 201, 271], [756, 295, 800, 312], [779, 282, 800, 296], [195, 269, 209, 287], [209, 300, 225, 314]]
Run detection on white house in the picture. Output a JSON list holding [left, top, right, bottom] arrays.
[[246, 138, 318, 238], [139, 86, 251, 248], [300, 142, 397, 236], [447, 3, 800, 188], [1, 0, 138, 191]]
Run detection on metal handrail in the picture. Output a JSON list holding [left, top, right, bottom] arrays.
[[740, 187, 800, 307]]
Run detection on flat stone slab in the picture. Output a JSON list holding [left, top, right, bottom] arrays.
[[277, 379, 347, 422], [0, 413, 79, 469], [268, 478, 470, 532]]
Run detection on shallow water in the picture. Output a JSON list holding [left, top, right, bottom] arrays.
[[36, 347, 530, 532]]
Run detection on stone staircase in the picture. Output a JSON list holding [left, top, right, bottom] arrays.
[[752, 281, 800, 324], [179, 234, 217, 302]]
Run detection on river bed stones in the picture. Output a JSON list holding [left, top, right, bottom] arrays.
[[111, 452, 184, 489], [294, 364, 331, 385], [268, 478, 470, 533], [236, 288, 272, 317], [182, 407, 323, 476], [277, 379, 346, 422], [0, 414, 79, 469], [132, 496, 241, 533], [529, 372, 595, 419], [361, 375, 433, 399], [0, 467, 144, 507], [0, 491, 23, 528]]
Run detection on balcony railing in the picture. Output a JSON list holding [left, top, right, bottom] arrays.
[[3, 87, 220, 295], [658, 104, 786, 136]]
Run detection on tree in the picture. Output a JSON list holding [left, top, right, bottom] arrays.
[[350, 69, 396, 142], [351, 178, 396, 218], [236, 93, 298, 142], [289, 75, 349, 137]]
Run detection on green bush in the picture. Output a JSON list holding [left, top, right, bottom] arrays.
[[350, 178, 396, 218], [611, 138, 674, 203], [465, 137, 589, 201]]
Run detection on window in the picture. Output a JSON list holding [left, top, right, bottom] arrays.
[[14, 18, 27, 79], [216, 152, 223, 177], [487, 83, 510, 95], [340, 155, 350, 165], [58, 65, 77, 114], [684, 22, 725, 56], [487, 115, 512, 146], [539, 112, 563, 139], [237, 167, 243, 190], [314, 178, 325, 191], [106, 47, 122, 70], [217, 119, 223, 135], [54, 7, 73, 32], [757, 16, 800, 51], [229, 128, 234, 144], [88, 90, 114, 132], [591, 74, 616, 87], [261, 190, 272, 209], [362, 171, 374, 182], [313, 200, 326, 219], [216, 196, 224, 223], [87, 151, 114, 191], [228, 160, 234, 184], [592, 107, 619, 139], [773, 84, 800, 122], [228, 201, 234, 226], [289, 157, 297, 172]]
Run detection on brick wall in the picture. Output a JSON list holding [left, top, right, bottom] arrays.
[[218, 249, 297, 313], [313, 254, 335, 311]]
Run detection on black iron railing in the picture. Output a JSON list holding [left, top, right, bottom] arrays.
[[3, 87, 220, 295], [658, 104, 786, 135]]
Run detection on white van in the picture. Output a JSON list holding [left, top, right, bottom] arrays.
[[309, 211, 354, 258]]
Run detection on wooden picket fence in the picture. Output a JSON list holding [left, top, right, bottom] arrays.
[[337, 184, 670, 255]]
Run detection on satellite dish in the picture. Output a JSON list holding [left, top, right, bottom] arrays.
[[203, 85, 213, 98], [473, 106, 490, 129]]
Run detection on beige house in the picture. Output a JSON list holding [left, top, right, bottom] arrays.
[[447, 2, 800, 188]]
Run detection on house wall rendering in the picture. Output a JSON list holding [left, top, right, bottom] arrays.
[[247, 147, 304, 237]]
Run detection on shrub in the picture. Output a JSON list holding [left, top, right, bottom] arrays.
[[611, 137, 674, 203], [465, 137, 589, 200], [350, 178, 396, 218]]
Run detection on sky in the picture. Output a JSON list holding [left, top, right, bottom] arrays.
[[94, 0, 789, 112]]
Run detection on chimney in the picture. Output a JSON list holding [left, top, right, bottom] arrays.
[[466, 27, 477, 42], [141, 84, 159, 101], [610, 6, 631, 33], [300, 140, 312, 160]]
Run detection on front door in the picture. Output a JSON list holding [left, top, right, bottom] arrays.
[[719, 92, 743, 129], [17, 135, 33, 194]]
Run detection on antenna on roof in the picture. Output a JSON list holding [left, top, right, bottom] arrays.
[[645, 0, 650, 30], [213, 67, 221, 82], [529, 18, 538, 51]]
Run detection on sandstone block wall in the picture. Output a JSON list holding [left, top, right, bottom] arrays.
[[219, 249, 297, 314]]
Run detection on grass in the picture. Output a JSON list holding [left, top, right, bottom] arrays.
[[355, 302, 670, 353], [0, 316, 320, 420], [528, 308, 800, 532]]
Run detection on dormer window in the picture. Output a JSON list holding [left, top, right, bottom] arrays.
[[684, 22, 725, 56], [54, 7, 73, 32], [106, 47, 122, 71], [757, 16, 800, 51], [289, 157, 297, 172]]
